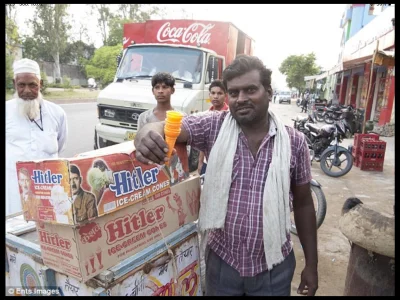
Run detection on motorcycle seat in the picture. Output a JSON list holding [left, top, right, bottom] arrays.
[[306, 123, 320, 133], [296, 115, 308, 122]]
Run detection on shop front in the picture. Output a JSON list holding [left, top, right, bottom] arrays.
[[341, 5, 395, 125]]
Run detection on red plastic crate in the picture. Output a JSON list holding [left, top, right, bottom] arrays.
[[353, 133, 379, 148], [359, 151, 385, 163], [359, 161, 384, 172], [360, 139, 386, 153]]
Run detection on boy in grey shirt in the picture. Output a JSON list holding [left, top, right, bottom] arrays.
[[138, 72, 184, 130]]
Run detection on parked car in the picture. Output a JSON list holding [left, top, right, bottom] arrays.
[[277, 91, 292, 104]]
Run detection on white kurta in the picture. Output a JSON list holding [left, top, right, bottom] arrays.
[[6, 99, 68, 216]]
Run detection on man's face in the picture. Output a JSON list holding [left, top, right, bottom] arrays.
[[18, 172, 30, 195], [152, 82, 175, 104], [13, 73, 42, 101], [227, 70, 271, 126], [209, 86, 226, 110], [70, 173, 81, 195]]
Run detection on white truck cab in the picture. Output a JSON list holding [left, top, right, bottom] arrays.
[[94, 44, 224, 149]]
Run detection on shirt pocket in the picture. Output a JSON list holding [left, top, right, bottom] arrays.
[[38, 131, 58, 156]]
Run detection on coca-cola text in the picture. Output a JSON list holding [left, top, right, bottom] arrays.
[[156, 22, 215, 45]]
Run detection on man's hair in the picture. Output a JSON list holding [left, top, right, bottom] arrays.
[[70, 165, 81, 177], [209, 79, 226, 93], [18, 168, 29, 178], [151, 72, 175, 89], [222, 55, 272, 91]]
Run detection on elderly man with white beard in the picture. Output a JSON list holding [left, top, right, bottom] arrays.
[[6, 58, 68, 217]]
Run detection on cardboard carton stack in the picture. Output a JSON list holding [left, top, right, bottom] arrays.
[[16, 141, 200, 282]]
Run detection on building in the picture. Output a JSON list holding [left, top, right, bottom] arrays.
[[307, 4, 395, 127], [338, 4, 395, 126]]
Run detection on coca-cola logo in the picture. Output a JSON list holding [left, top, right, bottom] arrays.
[[156, 22, 215, 45], [79, 222, 102, 244]]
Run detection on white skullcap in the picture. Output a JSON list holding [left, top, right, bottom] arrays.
[[13, 58, 41, 79]]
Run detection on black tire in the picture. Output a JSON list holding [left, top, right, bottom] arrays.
[[320, 149, 353, 177], [290, 184, 327, 235], [324, 113, 334, 124], [188, 147, 200, 172]]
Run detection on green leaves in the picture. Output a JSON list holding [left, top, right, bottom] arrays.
[[279, 53, 320, 93], [84, 45, 122, 86]]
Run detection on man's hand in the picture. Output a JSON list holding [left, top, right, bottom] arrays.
[[297, 264, 318, 296], [134, 122, 170, 165]]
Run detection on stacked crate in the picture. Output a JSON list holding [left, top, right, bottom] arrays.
[[352, 133, 386, 172]]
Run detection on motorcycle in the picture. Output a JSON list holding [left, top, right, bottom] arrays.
[[305, 121, 353, 177], [342, 107, 364, 138], [324, 104, 352, 124], [199, 172, 327, 237]]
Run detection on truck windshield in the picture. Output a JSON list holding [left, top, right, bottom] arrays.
[[117, 46, 203, 84]]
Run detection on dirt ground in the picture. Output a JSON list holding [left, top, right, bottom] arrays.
[[290, 137, 394, 296]]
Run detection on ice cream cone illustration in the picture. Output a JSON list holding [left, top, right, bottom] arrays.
[[165, 111, 184, 166], [85, 261, 89, 276], [96, 247, 103, 269], [89, 254, 96, 273]]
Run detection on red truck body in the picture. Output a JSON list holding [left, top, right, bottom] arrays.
[[123, 19, 255, 66]]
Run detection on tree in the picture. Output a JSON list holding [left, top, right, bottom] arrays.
[[31, 4, 71, 82], [118, 4, 160, 22], [279, 53, 320, 95], [91, 4, 114, 46], [61, 41, 96, 65], [107, 17, 131, 47], [21, 35, 53, 62], [108, 5, 160, 46], [84, 45, 122, 86], [6, 14, 20, 90]]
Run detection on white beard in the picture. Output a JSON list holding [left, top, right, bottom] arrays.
[[15, 92, 43, 120]]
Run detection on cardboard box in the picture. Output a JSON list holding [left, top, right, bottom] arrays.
[[36, 175, 201, 282], [16, 142, 189, 225]]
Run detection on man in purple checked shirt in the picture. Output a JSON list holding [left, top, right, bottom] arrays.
[[134, 55, 318, 296]]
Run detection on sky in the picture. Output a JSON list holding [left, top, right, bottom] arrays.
[[14, 4, 346, 90]]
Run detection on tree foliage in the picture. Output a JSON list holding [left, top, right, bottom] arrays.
[[91, 4, 114, 46], [84, 45, 122, 86], [106, 4, 160, 46], [6, 14, 20, 90], [279, 53, 320, 94], [31, 4, 71, 82]]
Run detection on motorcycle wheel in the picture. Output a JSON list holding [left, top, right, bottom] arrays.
[[290, 184, 327, 235], [316, 113, 325, 122], [320, 149, 353, 177], [324, 114, 334, 124]]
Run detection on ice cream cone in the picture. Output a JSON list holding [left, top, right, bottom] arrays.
[[166, 110, 184, 122], [165, 134, 179, 166], [165, 120, 182, 129], [164, 111, 183, 166]]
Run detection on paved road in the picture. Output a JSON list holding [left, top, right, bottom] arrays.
[[59, 102, 98, 158]]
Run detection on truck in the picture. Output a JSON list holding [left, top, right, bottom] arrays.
[[94, 19, 255, 149]]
